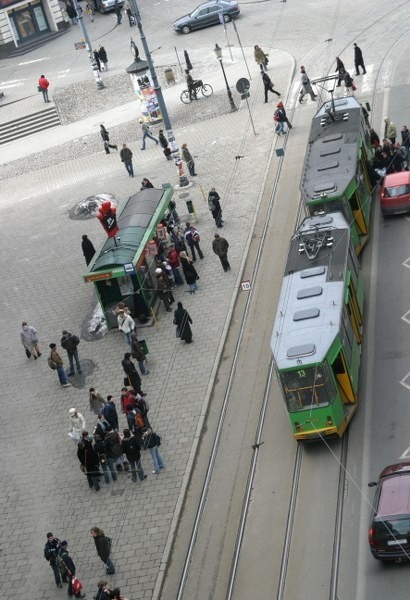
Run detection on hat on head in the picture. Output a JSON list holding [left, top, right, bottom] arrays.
[[49, 343, 56, 349], [214, 233, 220, 238], [68, 408, 77, 416], [155, 268, 163, 274], [46, 532, 53, 538]]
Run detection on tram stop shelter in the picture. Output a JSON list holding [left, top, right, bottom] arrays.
[[83, 186, 174, 328]]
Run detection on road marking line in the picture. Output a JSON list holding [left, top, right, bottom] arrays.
[[400, 372, 410, 390], [399, 447, 410, 458], [18, 57, 49, 66], [402, 257, 410, 269], [401, 310, 410, 325]]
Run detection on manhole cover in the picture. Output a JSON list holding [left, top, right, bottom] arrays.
[[69, 193, 118, 220]]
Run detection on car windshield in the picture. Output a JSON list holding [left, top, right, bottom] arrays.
[[384, 184, 410, 198], [280, 364, 335, 412], [373, 518, 410, 537]]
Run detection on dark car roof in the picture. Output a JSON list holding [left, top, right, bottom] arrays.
[[377, 462, 410, 517]]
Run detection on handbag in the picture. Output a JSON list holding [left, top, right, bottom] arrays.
[[25, 347, 31, 358], [71, 576, 83, 595], [123, 376, 130, 387], [37, 85, 42, 92]]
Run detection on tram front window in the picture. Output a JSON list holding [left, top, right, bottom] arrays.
[[281, 365, 334, 412]]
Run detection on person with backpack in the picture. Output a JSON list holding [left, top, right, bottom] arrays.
[[58, 541, 85, 598], [44, 532, 67, 588], [130, 331, 149, 375], [121, 429, 147, 482], [90, 527, 115, 575], [48, 343, 71, 387], [344, 71, 355, 95], [273, 105, 287, 136], [94, 413, 112, 439], [141, 428, 165, 474], [61, 330, 82, 376], [184, 221, 203, 261]]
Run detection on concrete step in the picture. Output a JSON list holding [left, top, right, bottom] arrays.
[[0, 106, 61, 145], [7, 29, 69, 58]]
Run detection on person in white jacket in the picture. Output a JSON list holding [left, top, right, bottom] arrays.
[[68, 408, 85, 443], [117, 309, 136, 346]]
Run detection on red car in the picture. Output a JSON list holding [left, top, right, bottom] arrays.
[[380, 171, 410, 216], [368, 461, 410, 561]]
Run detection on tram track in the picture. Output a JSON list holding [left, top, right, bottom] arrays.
[[166, 5, 409, 600]]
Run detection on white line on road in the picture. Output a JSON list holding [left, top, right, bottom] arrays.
[[399, 447, 410, 458], [401, 309, 410, 325], [399, 372, 410, 390], [402, 257, 410, 269], [0, 82, 24, 89], [18, 57, 49, 66]]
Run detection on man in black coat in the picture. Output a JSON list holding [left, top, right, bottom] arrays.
[[81, 234, 96, 266], [44, 533, 67, 588], [353, 43, 366, 75], [335, 56, 346, 87], [121, 353, 145, 395], [61, 330, 81, 376], [208, 188, 223, 228], [77, 434, 101, 491], [121, 429, 147, 481], [59, 541, 85, 597]]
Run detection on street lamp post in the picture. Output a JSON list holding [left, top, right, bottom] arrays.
[[214, 43, 237, 112], [128, 0, 190, 188], [72, 0, 104, 90]]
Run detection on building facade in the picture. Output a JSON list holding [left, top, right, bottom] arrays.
[[0, 0, 65, 55]]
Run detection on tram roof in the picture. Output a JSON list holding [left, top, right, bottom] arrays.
[[300, 97, 364, 204], [271, 212, 350, 370]]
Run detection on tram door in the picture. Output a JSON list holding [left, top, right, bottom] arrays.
[[331, 351, 356, 405], [346, 278, 363, 344], [349, 191, 368, 236]]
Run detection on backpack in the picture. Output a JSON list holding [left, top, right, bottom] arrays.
[[134, 412, 144, 430], [135, 397, 148, 416], [47, 356, 58, 370], [154, 433, 161, 446], [106, 536, 112, 551], [273, 109, 280, 122], [190, 227, 200, 242]]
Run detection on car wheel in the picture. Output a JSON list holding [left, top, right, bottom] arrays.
[[181, 25, 191, 34], [223, 14, 231, 23]]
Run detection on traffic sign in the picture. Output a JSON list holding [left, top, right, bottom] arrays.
[[240, 280, 252, 291], [123, 263, 135, 275], [236, 78, 250, 94]]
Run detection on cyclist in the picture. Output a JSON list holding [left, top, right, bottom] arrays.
[[185, 69, 197, 101]]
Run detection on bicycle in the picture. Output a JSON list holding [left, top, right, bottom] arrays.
[[180, 80, 213, 104]]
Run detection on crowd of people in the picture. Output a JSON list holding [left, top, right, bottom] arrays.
[[369, 119, 410, 180]]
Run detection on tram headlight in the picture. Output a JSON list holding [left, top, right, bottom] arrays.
[[295, 422, 301, 432], [326, 416, 333, 426]]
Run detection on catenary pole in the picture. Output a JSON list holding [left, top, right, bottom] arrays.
[[128, 0, 189, 187]]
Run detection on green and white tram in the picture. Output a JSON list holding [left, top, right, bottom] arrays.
[[271, 212, 363, 441], [300, 97, 373, 254]]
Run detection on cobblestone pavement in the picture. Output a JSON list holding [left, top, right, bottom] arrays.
[[0, 50, 293, 600]]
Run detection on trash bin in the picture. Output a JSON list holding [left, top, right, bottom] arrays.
[[164, 68, 175, 84]]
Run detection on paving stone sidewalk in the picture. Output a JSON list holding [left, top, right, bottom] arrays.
[[0, 53, 293, 600]]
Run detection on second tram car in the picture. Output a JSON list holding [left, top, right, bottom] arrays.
[[300, 96, 373, 254], [270, 212, 363, 441]]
